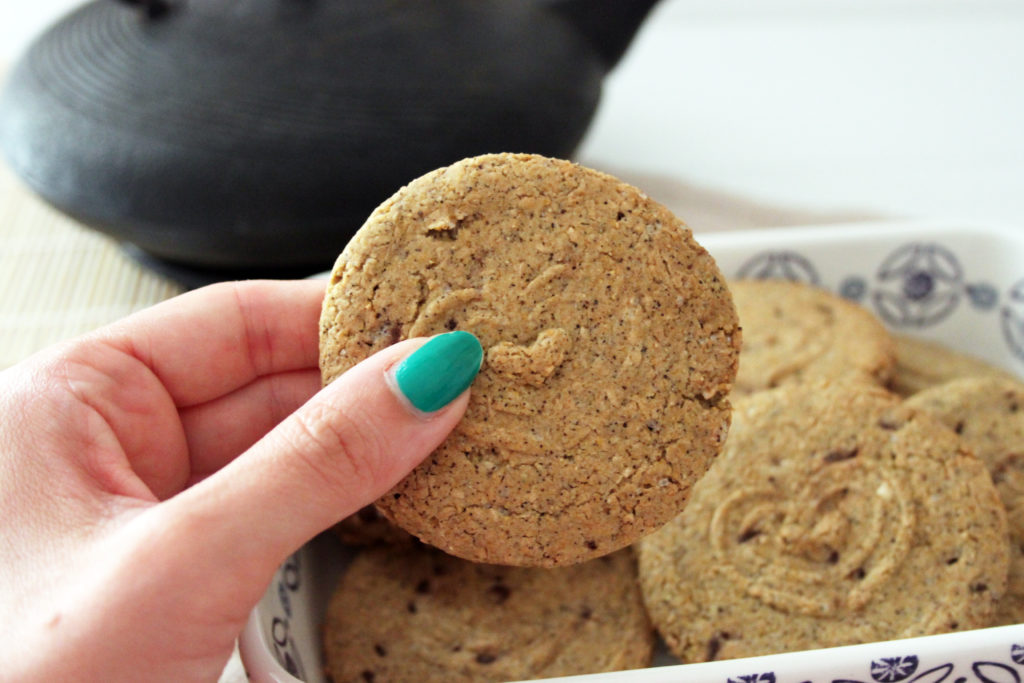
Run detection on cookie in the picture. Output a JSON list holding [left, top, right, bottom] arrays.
[[905, 376, 1024, 625], [637, 380, 1009, 663], [322, 545, 654, 683], [319, 153, 740, 566], [891, 334, 1014, 396], [332, 505, 414, 546], [729, 279, 896, 394]]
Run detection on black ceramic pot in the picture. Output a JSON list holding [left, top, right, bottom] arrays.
[[0, 0, 659, 284]]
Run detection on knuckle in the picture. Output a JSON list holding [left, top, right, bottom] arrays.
[[286, 399, 387, 499]]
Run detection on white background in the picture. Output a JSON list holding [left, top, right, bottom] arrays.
[[2, 0, 1023, 227]]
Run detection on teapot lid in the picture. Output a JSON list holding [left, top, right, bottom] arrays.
[[0, 0, 650, 282]]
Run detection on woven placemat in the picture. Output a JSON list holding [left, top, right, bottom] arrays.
[[0, 165, 183, 369]]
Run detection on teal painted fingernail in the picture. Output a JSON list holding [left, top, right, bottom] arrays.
[[392, 331, 483, 413]]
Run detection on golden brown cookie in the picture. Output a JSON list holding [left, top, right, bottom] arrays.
[[637, 380, 1009, 663], [730, 279, 896, 394], [319, 153, 740, 566], [905, 375, 1024, 625], [891, 334, 1015, 396], [323, 545, 654, 683]]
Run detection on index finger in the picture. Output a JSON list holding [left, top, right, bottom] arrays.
[[97, 278, 328, 407]]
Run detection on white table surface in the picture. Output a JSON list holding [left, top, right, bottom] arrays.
[[577, 0, 1024, 227]]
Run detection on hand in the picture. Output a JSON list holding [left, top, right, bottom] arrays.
[[0, 280, 481, 682]]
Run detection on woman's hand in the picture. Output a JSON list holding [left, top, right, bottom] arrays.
[[0, 279, 480, 682]]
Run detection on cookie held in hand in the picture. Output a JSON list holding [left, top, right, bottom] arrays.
[[320, 153, 740, 566]]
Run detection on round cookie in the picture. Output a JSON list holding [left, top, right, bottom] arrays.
[[319, 153, 740, 566], [905, 375, 1024, 625], [637, 380, 1009, 663], [323, 545, 654, 683], [891, 334, 1015, 396], [729, 279, 896, 395]]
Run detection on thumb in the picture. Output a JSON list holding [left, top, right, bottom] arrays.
[[161, 331, 482, 580]]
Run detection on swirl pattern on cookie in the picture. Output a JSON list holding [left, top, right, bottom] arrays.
[[710, 456, 915, 617], [637, 381, 1009, 662]]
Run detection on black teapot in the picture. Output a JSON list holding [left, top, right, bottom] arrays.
[[0, 0, 660, 284]]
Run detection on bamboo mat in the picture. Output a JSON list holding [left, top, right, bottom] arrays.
[[0, 165, 183, 369]]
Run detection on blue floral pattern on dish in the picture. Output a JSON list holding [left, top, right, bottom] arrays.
[[709, 646, 1024, 683], [734, 242, 1019, 360], [871, 243, 964, 327], [870, 656, 919, 682], [967, 283, 999, 311], [736, 250, 820, 284], [840, 276, 869, 303]]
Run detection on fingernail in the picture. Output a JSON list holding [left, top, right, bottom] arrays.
[[390, 331, 483, 414]]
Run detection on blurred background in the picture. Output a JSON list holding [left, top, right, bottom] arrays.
[[1, 0, 1023, 367]]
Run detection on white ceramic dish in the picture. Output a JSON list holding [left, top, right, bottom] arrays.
[[240, 219, 1024, 683]]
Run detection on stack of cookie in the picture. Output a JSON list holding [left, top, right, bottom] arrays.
[[318, 153, 741, 681], [638, 278, 1020, 664], [316, 153, 1021, 681]]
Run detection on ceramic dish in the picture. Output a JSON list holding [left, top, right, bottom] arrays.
[[240, 219, 1024, 683]]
